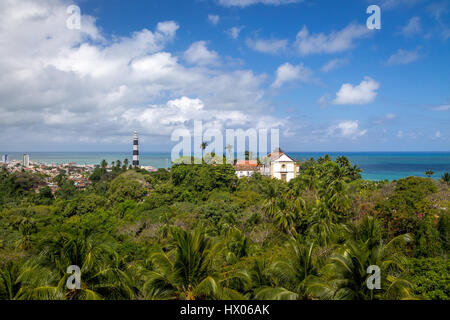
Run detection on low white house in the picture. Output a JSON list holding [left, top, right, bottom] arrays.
[[234, 160, 259, 178]]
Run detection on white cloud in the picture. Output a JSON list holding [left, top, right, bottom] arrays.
[[272, 62, 314, 88], [385, 113, 396, 119], [332, 77, 380, 105], [427, 2, 450, 40], [227, 26, 244, 39], [396, 130, 420, 139], [246, 37, 287, 54], [373, 113, 396, 124], [435, 131, 441, 138], [217, 0, 302, 7], [371, 0, 423, 10], [294, 24, 370, 56], [122, 96, 254, 135], [327, 120, 368, 139], [397, 129, 422, 139], [386, 49, 420, 65], [399, 17, 422, 37], [0, 0, 285, 149], [432, 104, 450, 111], [156, 21, 180, 38], [208, 14, 220, 25], [184, 41, 220, 65], [321, 58, 349, 72], [316, 94, 329, 108]]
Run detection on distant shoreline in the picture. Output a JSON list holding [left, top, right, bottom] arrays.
[[1, 151, 450, 182]]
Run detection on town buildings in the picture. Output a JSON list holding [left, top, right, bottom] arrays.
[[22, 154, 30, 167]]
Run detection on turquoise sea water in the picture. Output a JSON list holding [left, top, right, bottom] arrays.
[[2, 152, 450, 181]]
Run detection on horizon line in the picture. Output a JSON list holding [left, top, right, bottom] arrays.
[[1, 150, 450, 154]]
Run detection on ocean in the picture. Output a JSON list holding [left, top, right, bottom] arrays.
[[2, 151, 450, 181]]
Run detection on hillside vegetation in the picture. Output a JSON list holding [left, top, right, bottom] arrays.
[[0, 156, 448, 300]]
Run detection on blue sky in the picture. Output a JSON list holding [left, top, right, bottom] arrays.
[[0, 0, 449, 152]]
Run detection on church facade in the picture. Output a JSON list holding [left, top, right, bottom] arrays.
[[234, 148, 299, 183], [260, 148, 298, 182]]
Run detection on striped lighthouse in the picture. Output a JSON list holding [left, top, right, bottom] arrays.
[[132, 131, 139, 167]]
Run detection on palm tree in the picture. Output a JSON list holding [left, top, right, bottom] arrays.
[[93, 251, 143, 299], [336, 156, 350, 168], [319, 164, 350, 217], [145, 228, 242, 300], [37, 230, 115, 300], [123, 158, 129, 171], [271, 198, 302, 235], [308, 200, 338, 246], [441, 172, 450, 184], [0, 260, 60, 300], [425, 170, 434, 178], [305, 216, 414, 300], [262, 181, 286, 219], [226, 144, 233, 164], [14, 215, 37, 250], [100, 160, 107, 170], [255, 240, 323, 300], [200, 142, 208, 163], [347, 165, 363, 180], [318, 154, 332, 164], [225, 228, 250, 262], [335, 156, 362, 180]]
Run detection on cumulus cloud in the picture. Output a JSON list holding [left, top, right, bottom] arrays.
[[156, 21, 180, 38], [0, 0, 285, 149], [217, 0, 302, 7], [208, 14, 220, 25], [246, 37, 288, 54], [184, 41, 220, 65], [294, 24, 370, 56], [386, 49, 420, 65], [332, 77, 380, 105], [272, 62, 314, 88], [122, 96, 254, 135], [227, 26, 244, 39], [327, 121, 368, 139]]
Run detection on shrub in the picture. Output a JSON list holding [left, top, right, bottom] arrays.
[[406, 258, 450, 300]]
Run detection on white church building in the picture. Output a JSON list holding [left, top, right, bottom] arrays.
[[260, 148, 298, 182], [234, 148, 299, 183]]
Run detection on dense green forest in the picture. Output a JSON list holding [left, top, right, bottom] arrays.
[[0, 156, 448, 300]]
